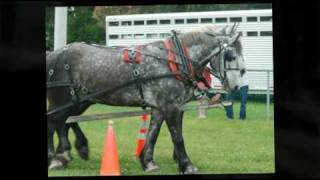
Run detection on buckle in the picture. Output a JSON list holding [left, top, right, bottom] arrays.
[[129, 48, 135, 59], [48, 69, 54, 76], [64, 64, 70, 70], [133, 69, 139, 77]]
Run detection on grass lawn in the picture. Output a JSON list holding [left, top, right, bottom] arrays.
[[48, 101, 274, 176]]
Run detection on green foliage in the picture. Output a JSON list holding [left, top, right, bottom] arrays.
[[67, 7, 105, 46], [45, 7, 105, 50], [45, 7, 54, 50]]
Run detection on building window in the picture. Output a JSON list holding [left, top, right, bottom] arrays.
[[146, 33, 158, 39], [147, 20, 157, 25], [134, 34, 145, 39], [247, 16, 257, 22], [109, 22, 119, 26], [215, 18, 227, 23], [187, 18, 198, 24], [175, 19, 184, 24], [109, 35, 119, 39], [260, 31, 273, 36], [121, 34, 132, 39], [134, 20, 144, 25], [230, 17, 242, 22], [260, 16, 272, 22], [121, 21, 131, 26], [160, 20, 171, 24], [247, 31, 258, 36], [160, 33, 171, 38], [200, 18, 212, 23]]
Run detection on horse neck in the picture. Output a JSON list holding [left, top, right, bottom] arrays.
[[183, 42, 218, 70]]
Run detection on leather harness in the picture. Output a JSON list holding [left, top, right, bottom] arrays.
[[47, 31, 223, 116]]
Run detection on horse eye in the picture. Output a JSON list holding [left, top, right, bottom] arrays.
[[240, 69, 246, 76]]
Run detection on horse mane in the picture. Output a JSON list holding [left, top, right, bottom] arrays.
[[179, 25, 222, 46], [180, 25, 243, 56]]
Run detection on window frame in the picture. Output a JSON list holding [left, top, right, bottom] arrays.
[[247, 16, 258, 22], [186, 18, 199, 24], [108, 21, 119, 26], [134, 20, 145, 25], [109, 34, 119, 39], [246, 31, 258, 37], [175, 19, 185, 24], [200, 18, 213, 24], [146, 20, 158, 25], [229, 17, 242, 22], [215, 17, 228, 23], [159, 19, 171, 25]]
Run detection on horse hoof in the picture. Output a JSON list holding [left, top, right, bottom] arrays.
[[48, 159, 65, 170], [56, 151, 72, 162], [182, 165, 199, 174], [145, 162, 160, 172], [77, 146, 89, 160]]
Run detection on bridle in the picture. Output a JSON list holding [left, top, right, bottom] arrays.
[[193, 39, 243, 88]]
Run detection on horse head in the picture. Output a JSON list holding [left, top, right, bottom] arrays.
[[186, 24, 246, 91]]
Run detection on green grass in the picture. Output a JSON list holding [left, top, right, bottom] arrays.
[[48, 101, 274, 176]]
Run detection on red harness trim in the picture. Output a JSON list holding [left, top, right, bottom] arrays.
[[123, 46, 142, 64], [181, 41, 195, 78], [123, 49, 130, 63], [199, 67, 212, 90], [164, 39, 182, 80]]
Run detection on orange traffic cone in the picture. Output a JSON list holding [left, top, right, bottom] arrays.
[[135, 113, 149, 157], [100, 121, 120, 176]]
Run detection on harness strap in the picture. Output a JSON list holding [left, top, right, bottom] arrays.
[[181, 41, 195, 78], [47, 73, 178, 116], [171, 32, 188, 75], [130, 46, 146, 109], [123, 46, 142, 64], [164, 39, 182, 81]]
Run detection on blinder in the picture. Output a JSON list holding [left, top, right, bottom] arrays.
[[207, 39, 243, 86]]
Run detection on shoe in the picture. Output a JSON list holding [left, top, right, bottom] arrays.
[[221, 101, 232, 106]]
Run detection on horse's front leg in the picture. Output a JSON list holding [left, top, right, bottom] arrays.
[[164, 107, 198, 174], [48, 119, 55, 168], [139, 108, 164, 172], [54, 121, 72, 168], [173, 111, 184, 162], [70, 123, 89, 160]]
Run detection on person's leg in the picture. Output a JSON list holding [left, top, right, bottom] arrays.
[[224, 91, 234, 119], [239, 85, 249, 120]]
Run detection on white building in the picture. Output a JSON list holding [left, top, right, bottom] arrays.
[[105, 9, 273, 94]]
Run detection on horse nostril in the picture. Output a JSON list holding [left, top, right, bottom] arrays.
[[234, 86, 239, 91]]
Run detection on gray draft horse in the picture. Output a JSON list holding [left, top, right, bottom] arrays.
[[47, 25, 245, 174]]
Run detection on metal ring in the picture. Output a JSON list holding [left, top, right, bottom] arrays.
[[81, 87, 88, 94], [64, 64, 70, 70], [133, 69, 139, 76], [70, 89, 75, 96], [48, 69, 54, 76]]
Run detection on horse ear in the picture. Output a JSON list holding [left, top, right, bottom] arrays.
[[220, 25, 228, 35], [229, 32, 241, 44], [229, 22, 239, 35]]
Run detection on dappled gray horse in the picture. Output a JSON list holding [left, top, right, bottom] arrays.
[[47, 24, 245, 174]]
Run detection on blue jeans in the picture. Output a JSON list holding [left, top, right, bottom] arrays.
[[225, 85, 249, 119]]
